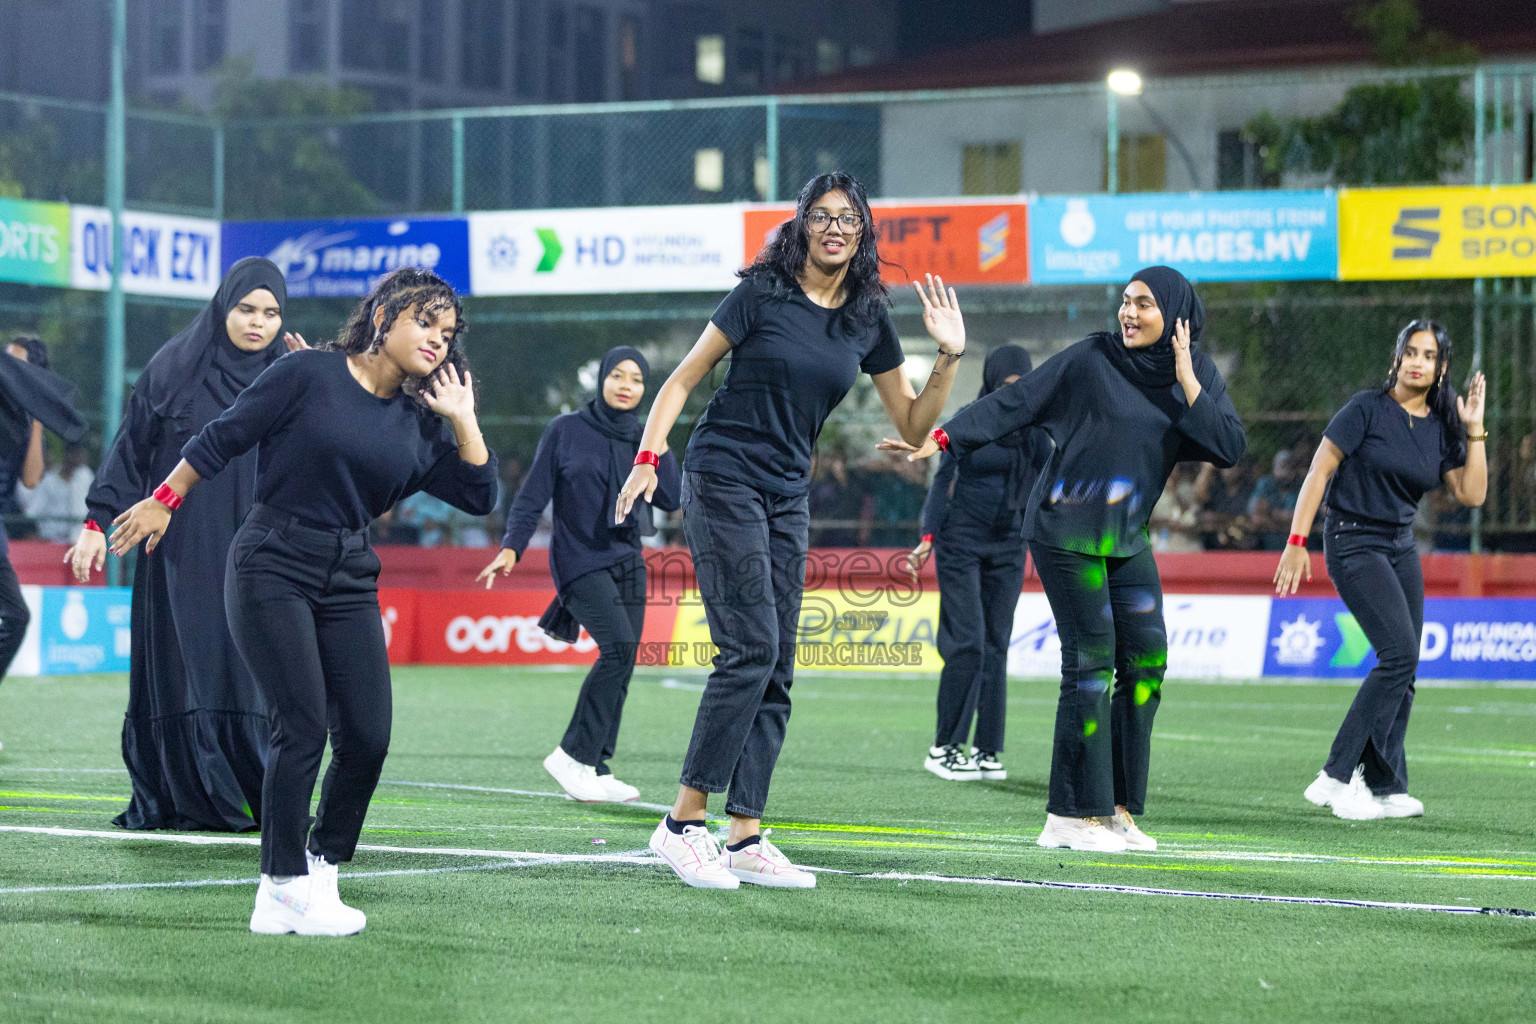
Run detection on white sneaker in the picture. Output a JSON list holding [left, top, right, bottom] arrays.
[[594, 772, 640, 803], [924, 744, 982, 781], [648, 818, 740, 889], [304, 849, 367, 932], [1036, 812, 1128, 852], [249, 869, 366, 936], [720, 830, 816, 889], [1100, 810, 1157, 851], [1304, 769, 1348, 807], [1329, 766, 1386, 820], [970, 748, 1007, 780], [543, 746, 609, 802], [1377, 793, 1424, 818]]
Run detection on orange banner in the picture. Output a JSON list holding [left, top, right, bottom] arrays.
[[743, 201, 1029, 286]]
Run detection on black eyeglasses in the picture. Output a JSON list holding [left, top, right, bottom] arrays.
[[806, 211, 863, 233]]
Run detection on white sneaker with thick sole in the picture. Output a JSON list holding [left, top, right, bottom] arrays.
[[924, 744, 982, 781], [594, 773, 640, 803], [648, 818, 740, 889], [249, 871, 365, 936], [1304, 769, 1349, 807], [1329, 766, 1386, 820], [1102, 810, 1157, 851], [1377, 792, 1424, 818], [970, 748, 1007, 780], [543, 746, 609, 802], [720, 830, 816, 889], [1036, 813, 1128, 852]]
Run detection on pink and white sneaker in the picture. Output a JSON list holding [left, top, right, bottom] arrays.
[[720, 830, 816, 889], [648, 818, 740, 889]]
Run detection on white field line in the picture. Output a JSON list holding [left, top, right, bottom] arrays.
[[377, 779, 682, 817]]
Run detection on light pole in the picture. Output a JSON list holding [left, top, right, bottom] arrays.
[[1106, 70, 1142, 194], [104, 0, 126, 586]]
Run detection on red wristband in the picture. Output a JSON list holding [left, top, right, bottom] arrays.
[[1287, 533, 1308, 548], [152, 483, 184, 511], [921, 533, 933, 544], [632, 450, 659, 468], [83, 519, 104, 534], [931, 427, 950, 452]]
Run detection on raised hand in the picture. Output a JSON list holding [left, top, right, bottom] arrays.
[[615, 463, 657, 524], [420, 363, 476, 424], [476, 548, 518, 589], [64, 527, 107, 583], [110, 496, 173, 556], [1458, 371, 1486, 427], [283, 331, 311, 352], [914, 274, 965, 355]]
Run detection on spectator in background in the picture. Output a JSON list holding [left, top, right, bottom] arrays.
[[370, 505, 419, 546], [1249, 448, 1304, 550], [396, 489, 455, 547], [1198, 458, 1257, 550], [1150, 462, 1203, 552], [861, 450, 928, 546], [19, 443, 93, 542], [808, 446, 862, 546]]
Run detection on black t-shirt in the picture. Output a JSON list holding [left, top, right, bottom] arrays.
[[1323, 389, 1465, 526], [685, 274, 905, 495]]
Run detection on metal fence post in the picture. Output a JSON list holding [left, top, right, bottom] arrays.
[[104, 0, 127, 587], [1470, 67, 1487, 553], [764, 96, 779, 202], [212, 123, 225, 219], [1106, 87, 1119, 194], [452, 114, 466, 214]]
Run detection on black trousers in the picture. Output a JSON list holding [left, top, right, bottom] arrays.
[[0, 555, 30, 682], [1030, 542, 1167, 817], [560, 553, 647, 774], [679, 471, 807, 820], [225, 506, 391, 877], [1322, 518, 1423, 795], [933, 531, 1025, 752]]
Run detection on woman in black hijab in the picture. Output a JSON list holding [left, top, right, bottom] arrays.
[[907, 345, 1052, 784], [479, 345, 680, 803], [888, 266, 1245, 854], [66, 257, 292, 832]]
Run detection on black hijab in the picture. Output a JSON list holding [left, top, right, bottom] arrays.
[[1110, 265, 1204, 389], [977, 344, 1038, 509], [140, 257, 287, 419], [577, 346, 653, 537], [0, 349, 87, 452]]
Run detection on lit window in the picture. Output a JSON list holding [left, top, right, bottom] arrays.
[[815, 39, 841, 76], [962, 142, 1023, 195], [696, 35, 725, 85], [695, 148, 724, 191]]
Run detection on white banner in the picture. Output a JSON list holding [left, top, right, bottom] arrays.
[[1007, 593, 1271, 680], [468, 204, 743, 295], [70, 206, 221, 298]]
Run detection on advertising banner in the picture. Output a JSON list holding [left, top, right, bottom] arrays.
[[8, 586, 133, 677], [1338, 184, 1536, 280], [1028, 191, 1337, 284], [379, 588, 419, 666], [409, 589, 682, 666], [222, 216, 471, 297], [1266, 597, 1536, 681], [468, 205, 743, 295], [70, 206, 221, 298], [743, 200, 1029, 286], [0, 197, 71, 287]]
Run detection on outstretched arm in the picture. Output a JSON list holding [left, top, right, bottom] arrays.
[[1272, 439, 1343, 595]]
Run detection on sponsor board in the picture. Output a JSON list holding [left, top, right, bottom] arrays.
[[468, 205, 743, 295], [8, 586, 132, 677], [379, 588, 418, 666], [222, 216, 471, 297], [1029, 191, 1337, 284], [69, 207, 221, 298], [1265, 597, 1536, 680], [1339, 184, 1536, 280], [1007, 593, 1270, 679], [0, 197, 71, 287], [743, 200, 1030, 286], [409, 589, 680, 666]]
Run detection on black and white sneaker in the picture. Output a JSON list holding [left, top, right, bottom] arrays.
[[970, 748, 1007, 780], [924, 744, 982, 781]]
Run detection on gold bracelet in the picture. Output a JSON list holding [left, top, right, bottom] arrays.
[[1468, 432, 1488, 443], [457, 432, 483, 449]]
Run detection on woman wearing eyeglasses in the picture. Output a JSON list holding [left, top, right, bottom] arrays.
[[615, 172, 966, 889]]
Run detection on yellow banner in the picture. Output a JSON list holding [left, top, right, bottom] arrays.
[[668, 588, 942, 672], [1339, 184, 1536, 280]]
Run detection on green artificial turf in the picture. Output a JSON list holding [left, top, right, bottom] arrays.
[[2, 667, 1534, 1023]]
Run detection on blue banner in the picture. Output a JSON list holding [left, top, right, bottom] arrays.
[[38, 587, 132, 676], [1265, 597, 1536, 681], [1029, 191, 1338, 284], [222, 217, 471, 298]]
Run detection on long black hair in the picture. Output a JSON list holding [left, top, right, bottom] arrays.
[[1385, 318, 1466, 464], [740, 171, 890, 327], [327, 267, 469, 399]]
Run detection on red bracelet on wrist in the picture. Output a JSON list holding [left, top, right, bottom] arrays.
[[632, 450, 659, 468], [83, 519, 103, 534], [921, 533, 933, 544], [1287, 533, 1308, 548], [152, 483, 184, 511], [931, 427, 950, 452]]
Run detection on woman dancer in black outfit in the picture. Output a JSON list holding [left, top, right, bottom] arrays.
[[68, 258, 294, 831], [891, 266, 1245, 853], [908, 345, 1051, 783], [1276, 320, 1485, 821], [479, 346, 680, 803], [616, 172, 966, 889], [109, 268, 496, 936]]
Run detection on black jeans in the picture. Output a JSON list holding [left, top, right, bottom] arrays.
[[560, 553, 647, 775], [679, 471, 808, 820], [225, 506, 391, 877], [1030, 542, 1167, 817], [1322, 518, 1423, 795], [0, 555, 30, 682], [933, 531, 1025, 752]]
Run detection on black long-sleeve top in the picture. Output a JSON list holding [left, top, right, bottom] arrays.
[[942, 333, 1246, 558], [181, 350, 497, 530], [501, 411, 681, 592], [919, 431, 1053, 541]]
